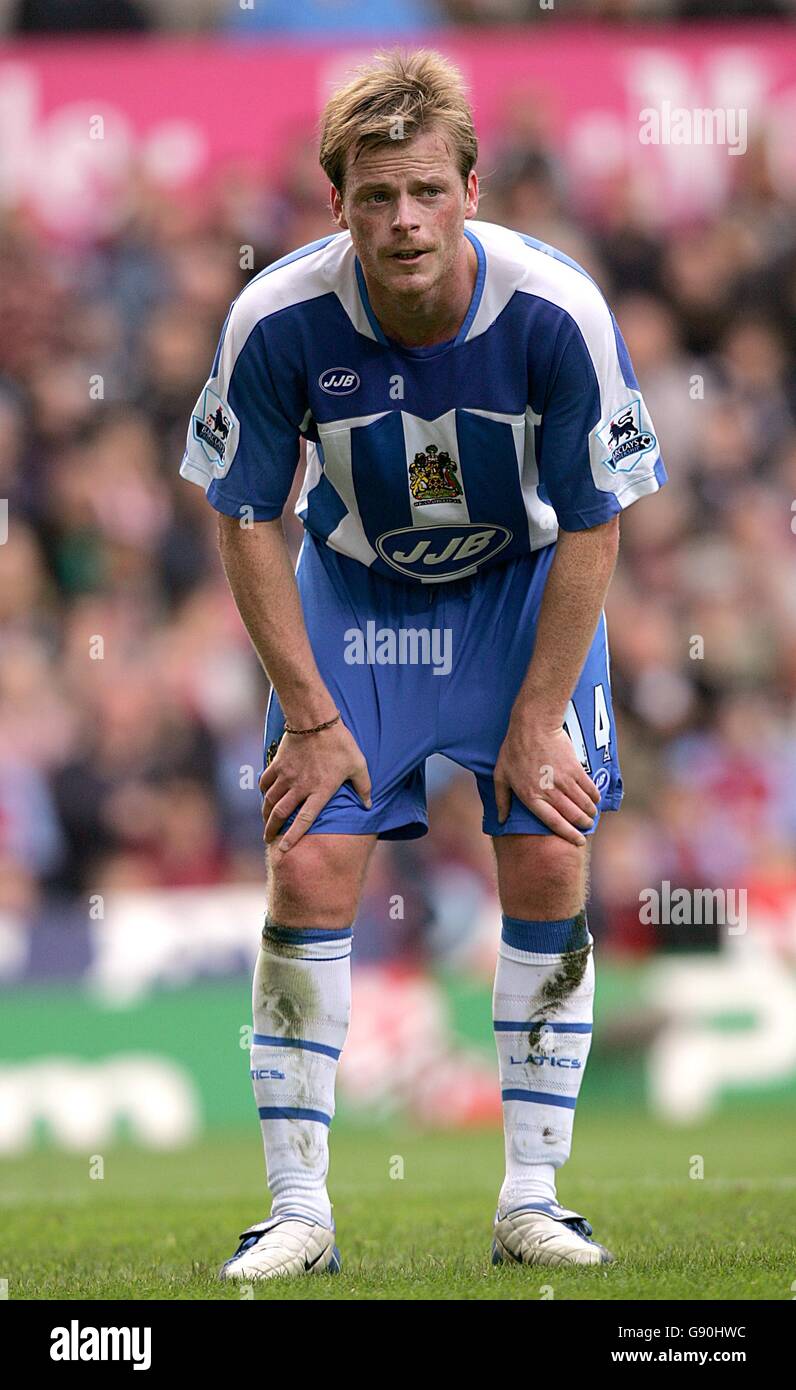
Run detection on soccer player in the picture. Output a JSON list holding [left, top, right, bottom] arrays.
[[180, 49, 666, 1277]]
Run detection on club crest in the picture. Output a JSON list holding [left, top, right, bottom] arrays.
[[409, 444, 463, 505]]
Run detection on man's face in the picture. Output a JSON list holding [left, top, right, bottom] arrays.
[[330, 127, 478, 301]]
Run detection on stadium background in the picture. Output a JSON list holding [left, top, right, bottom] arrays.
[[1, 0, 796, 1161]]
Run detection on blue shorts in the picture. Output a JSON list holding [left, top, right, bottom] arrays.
[[263, 533, 623, 840]]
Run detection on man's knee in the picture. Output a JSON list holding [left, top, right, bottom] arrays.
[[494, 833, 590, 918], [266, 833, 374, 927]]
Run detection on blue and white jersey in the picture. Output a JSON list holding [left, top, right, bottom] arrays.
[[181, 219, 666, 584]]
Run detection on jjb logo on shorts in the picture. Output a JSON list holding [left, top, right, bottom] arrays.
[[376, 524, 512, 580], [591, 396, 658, 475]]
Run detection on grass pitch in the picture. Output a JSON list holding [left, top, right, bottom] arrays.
[[1, 1104, 794, 1300]]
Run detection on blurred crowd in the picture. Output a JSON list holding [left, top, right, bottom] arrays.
[[2, 0, 795, 37], [1, 74, 795, 967]]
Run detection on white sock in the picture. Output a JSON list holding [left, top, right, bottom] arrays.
[[493, 911, 594, 1218], [250, 918, 352, 1227]]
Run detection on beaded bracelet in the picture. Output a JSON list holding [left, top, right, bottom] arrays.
[[283, 711, 342, 736]]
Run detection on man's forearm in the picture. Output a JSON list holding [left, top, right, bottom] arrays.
[[217, 515, 337, 728], [513, 516, 620, 725]]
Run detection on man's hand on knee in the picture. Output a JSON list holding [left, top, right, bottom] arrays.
[[494, 716, 600, 846], [259, 721, 372, 851]]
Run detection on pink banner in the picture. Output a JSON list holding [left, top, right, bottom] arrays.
[[1, 26, 794, 237]]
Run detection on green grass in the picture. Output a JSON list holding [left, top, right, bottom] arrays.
[[1, 1106, 794, 1300]]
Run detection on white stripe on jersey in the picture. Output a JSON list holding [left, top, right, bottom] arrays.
[[316, 413, 389, 567], [295, 439, 323, 520], [402, 410, 470, 527], [464, 405, 558, 552]]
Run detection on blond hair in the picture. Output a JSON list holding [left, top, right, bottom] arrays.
[[318, 48, 478, 196]]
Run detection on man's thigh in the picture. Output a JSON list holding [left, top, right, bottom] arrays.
[[493, 834, 590, 920], [263, 534, 439, 842], [437, 548, 623, 837], [267, 833, 378, 928]]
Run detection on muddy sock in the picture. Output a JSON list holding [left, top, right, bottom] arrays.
[[492, 911, 594, 1218], [250, 917, 352, 1227]]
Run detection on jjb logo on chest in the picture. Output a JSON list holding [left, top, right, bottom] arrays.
[[377, 524, 512, 580], [319, 367, 360, 395]]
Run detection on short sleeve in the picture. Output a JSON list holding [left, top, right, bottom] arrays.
[[179, 294, 304, 521], [536, 295, 667, 531]]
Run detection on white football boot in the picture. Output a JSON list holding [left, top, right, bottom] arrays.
[[219, 1213, 342, 1281], [492, 1200, 614, 1267]]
